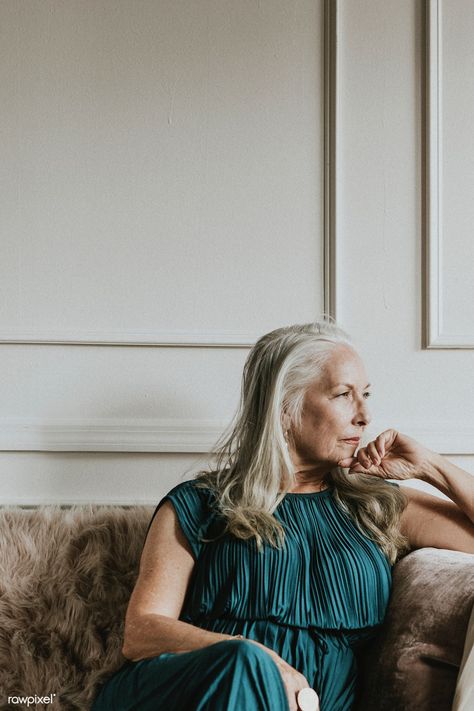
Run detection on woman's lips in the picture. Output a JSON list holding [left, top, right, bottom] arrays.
[[342, 438, 360, 444]]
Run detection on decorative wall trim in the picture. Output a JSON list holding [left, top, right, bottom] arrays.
[[425, 0, 443, 347], [0, 417, 472, 455], [0, 329, 259, 348], [0, 498, 158, 507], [0, 418, 224, 453], [425, 0, 474, 348], [323, 0, 338, 320]]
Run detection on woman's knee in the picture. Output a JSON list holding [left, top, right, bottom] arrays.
[[207, 640, 288, 710]]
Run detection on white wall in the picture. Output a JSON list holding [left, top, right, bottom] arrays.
[[1, 0, 472, 507], [336, 0, 474, 493], [0, 0, 324, 504]]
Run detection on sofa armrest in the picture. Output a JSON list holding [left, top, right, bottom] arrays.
[[356, 547, 474, 711], [452, 602, 474, 711]]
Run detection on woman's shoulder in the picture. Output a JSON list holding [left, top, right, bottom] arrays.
[[161, 478, 221, 521], [148, 478, 219, 560], [165, 477, 216, 503]]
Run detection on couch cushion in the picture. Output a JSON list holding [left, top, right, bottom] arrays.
[[452, 602, 474, 711], [0, 505, 152, 711], [356, 547, 474, 711]]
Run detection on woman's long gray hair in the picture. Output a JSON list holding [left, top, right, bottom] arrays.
[[195, 320, 409, 565]]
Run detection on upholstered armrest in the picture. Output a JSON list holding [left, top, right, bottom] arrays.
[[452, 602, 474, 711], [356, 548, 474, 711]]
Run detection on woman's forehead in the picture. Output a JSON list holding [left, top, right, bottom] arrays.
[[315, 346, 368, 386]]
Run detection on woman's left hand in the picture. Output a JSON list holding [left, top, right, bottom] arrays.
[[337, 429, 433, 481]]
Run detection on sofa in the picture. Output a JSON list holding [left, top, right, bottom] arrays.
[[0, 505, 472, 711]]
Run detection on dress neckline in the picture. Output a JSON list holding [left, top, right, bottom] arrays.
[[281, 485, 333, 497]]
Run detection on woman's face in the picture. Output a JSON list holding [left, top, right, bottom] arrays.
[[289, 345, 372, 471]]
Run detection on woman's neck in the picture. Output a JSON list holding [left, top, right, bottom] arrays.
[[286, 468, 331, 494]]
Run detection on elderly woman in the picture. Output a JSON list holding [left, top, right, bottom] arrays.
[[92, 321, 474, 711]]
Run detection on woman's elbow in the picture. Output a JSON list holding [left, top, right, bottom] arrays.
[[121, 635, 138, 661], [121, 645, 141, 662], [121, 616, 144, 661], [120, 611, 174, 661]]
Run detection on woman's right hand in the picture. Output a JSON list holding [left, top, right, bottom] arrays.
[[276, 657, 313, 711], [246, 640, 312, 710]]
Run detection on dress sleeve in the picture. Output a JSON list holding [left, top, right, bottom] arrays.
[[144, 480, 211, 561]]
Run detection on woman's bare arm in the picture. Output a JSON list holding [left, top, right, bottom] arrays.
[[339, 429, 474, 554], [399, 485, 474, 554], [397, 448, 474, 553], [121, 500, 235, 661], [418, 453, 474, 525]]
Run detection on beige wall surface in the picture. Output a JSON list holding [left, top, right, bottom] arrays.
[[1, 0, 472, 505], [439, 0, 474, 339], [336, 0, 473, 479], [0, 0, 324, 503], [1, 0, 322, 340]]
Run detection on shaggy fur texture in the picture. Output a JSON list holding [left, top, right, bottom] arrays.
[[0, 505, 152, 711]]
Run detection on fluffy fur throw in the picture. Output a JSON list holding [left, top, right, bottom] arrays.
[[0, 505, 152, 711]]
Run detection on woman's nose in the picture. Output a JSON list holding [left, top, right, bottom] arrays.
[[353, 398, 371, 427]]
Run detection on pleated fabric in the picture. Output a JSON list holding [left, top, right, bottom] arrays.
[[92, 480, 396, 711]]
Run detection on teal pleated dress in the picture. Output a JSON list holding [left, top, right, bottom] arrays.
[[92, 479, 396, 711]]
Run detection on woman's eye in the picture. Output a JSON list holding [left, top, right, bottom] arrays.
[[336, 391, 371, 399]]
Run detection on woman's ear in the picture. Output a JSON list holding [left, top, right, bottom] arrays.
[[281, 410, 291, 434]]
